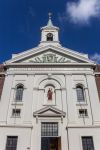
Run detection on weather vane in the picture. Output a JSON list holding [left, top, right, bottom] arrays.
[[48, 12, 52, 19]]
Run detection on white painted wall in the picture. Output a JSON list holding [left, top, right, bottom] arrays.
[[0, 65, 100, 150], [0, 127, 32, 150]]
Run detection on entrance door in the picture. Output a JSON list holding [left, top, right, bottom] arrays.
[[41, 122, 61, 150], [41, 137, 61, 150]]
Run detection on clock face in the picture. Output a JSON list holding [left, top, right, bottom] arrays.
[[47, 33, 53, 37]]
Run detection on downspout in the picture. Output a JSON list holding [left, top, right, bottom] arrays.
[[85, 74, 94, 125], [65, 74, 69, 150]]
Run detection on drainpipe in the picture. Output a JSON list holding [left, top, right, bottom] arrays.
[[66, 127, 69, 150], [65, 74, 69, 150]]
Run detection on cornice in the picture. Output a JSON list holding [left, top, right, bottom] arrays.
[[67, 125, 100, 128], [6, 73, 94, 76], [0, 124, 33, 128], [5, 62, 95, 67], [0, 72, 6, 75], [94, 72, 100, 75], [5, 45, 95, 64]]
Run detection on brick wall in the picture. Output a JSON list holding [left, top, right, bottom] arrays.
[[95, 65, 100, 100], [0, 65, 5, 99]]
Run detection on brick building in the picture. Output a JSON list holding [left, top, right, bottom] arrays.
[[95, 65, 100, 101]]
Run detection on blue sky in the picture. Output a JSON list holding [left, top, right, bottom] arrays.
[[0, 0, 100, 63]]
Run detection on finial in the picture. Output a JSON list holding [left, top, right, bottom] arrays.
[[47, 12, 53, 27], [48, 12, 52, 19]]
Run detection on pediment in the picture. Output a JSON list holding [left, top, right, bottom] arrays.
[[15, 50, 84, 64], [5, 45, 95, 64], [33, 106, 66, 117]]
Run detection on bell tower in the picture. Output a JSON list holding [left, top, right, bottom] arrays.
[[39, 13, 61, 46]]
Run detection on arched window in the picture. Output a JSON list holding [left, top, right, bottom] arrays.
[[47, 33, 53, 41], [76, 85, 84, 102], [15, 84, 24, 101]]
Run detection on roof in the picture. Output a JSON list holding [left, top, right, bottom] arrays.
[[4, 45, 95, 65], [41, 13, 59, 30], [94, 65, 100, 72], [0, 65, 5, 72], [47, 13, 54, 27]]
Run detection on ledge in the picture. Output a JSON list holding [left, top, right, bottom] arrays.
[[0, 124, 33, 128], [11, 102, 24, 106], [76, 103, 88, 106]]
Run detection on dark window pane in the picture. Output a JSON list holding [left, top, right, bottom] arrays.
[[41, 123, 58, 137], [15, 85, 23, 101], [79, 109, 88, 117], [82, 137, 94, 150], [6, 136, 18, 150], [76, 86, 84, 101], [12, 109, 21, 117]]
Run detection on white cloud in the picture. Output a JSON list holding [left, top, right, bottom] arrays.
[[65, 0, 100, 24], [90, 53, 100, 64]]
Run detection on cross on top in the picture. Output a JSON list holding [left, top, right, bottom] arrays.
[[48, 12, 52, 19]]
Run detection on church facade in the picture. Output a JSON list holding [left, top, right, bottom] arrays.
[[0, 16, 100, 150]]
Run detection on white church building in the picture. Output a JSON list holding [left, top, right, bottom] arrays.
[[0, 15, 100, 150]]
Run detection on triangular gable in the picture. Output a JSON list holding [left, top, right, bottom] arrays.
[[5, 45, 95, 64], [11, 50, 87, 64], [33, 106, 66, 117]]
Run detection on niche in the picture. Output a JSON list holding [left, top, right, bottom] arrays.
[[44, 84, 55, 105]]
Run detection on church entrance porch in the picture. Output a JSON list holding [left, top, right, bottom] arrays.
[[41, 137, 61, 150]]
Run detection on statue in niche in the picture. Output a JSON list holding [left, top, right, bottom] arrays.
[[47, 88, 53, 100]]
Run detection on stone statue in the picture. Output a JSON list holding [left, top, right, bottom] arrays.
[[47, 88, 53, 100]]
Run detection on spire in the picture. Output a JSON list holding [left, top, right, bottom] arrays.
[[39, 13, 61, 47], [47, 13, 53, 27]]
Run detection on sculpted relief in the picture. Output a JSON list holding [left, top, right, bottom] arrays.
[[47, 88, 53, 100], [28, 53, 72, 63]]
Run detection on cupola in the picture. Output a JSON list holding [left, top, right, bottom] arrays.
[[39, 13, 61, 46]]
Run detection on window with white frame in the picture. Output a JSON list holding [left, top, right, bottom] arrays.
[[41, 122, 58, 137], [76, 85, 85, 102], [15, 84, 24, 101], [79, 109, 88, 117], [12, 109, 21, 117], [6, 136, 18, 150], [82, 136, 94, 150]]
